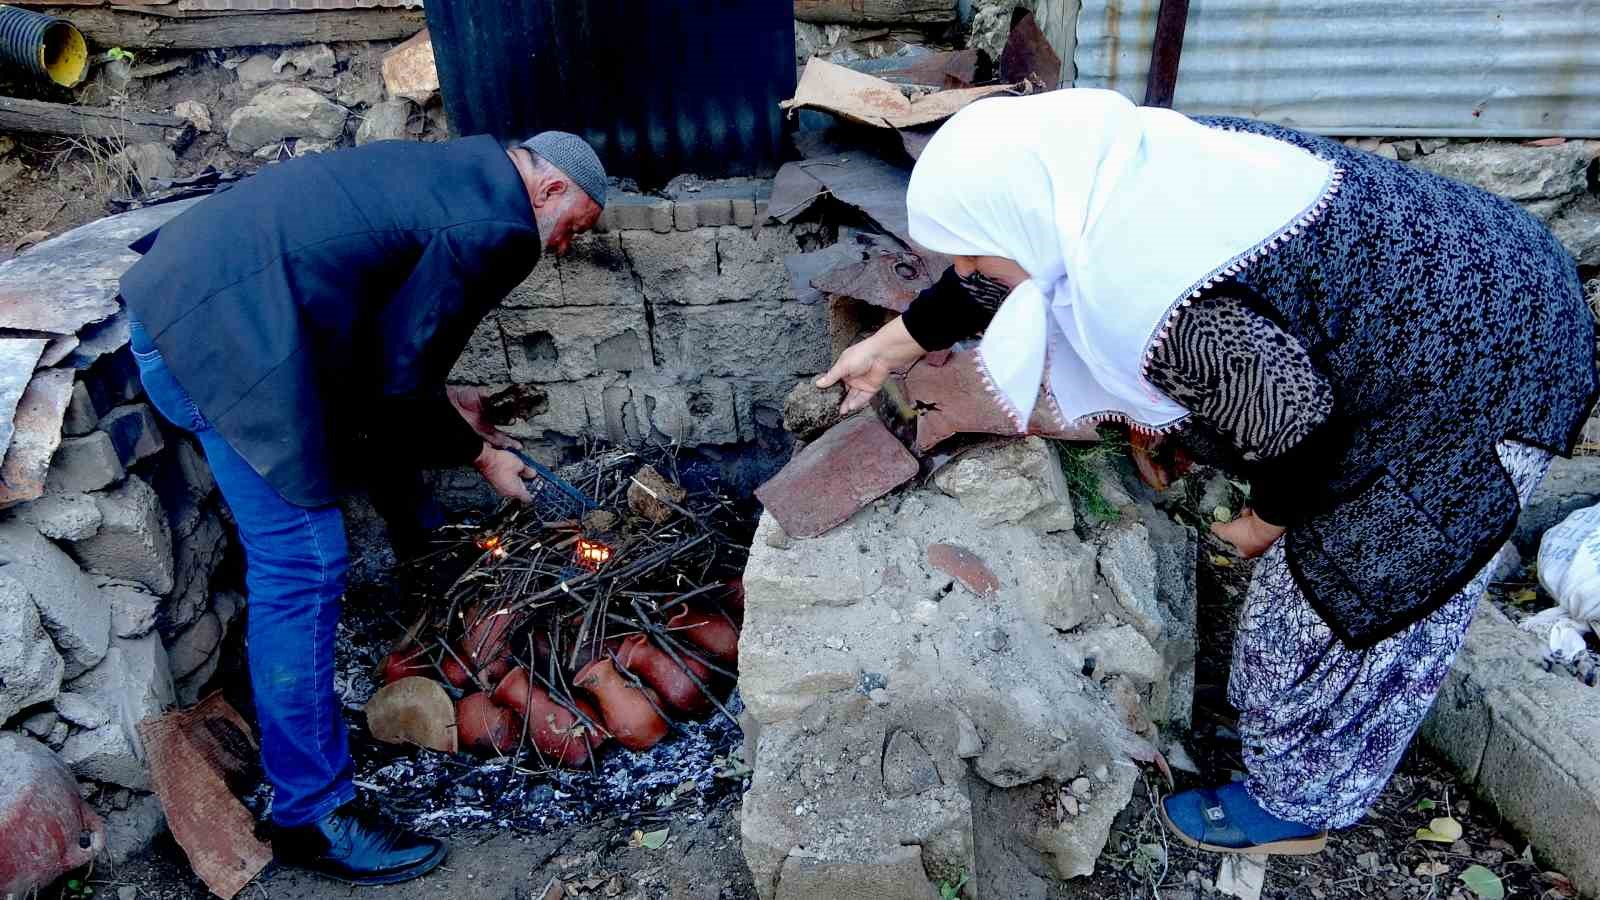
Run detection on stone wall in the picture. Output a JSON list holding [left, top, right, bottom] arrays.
[[0, 344, 240, 867]]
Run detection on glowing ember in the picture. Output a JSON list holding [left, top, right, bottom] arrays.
[[477, 535, 507, 559], [576, 538, 612, 570]]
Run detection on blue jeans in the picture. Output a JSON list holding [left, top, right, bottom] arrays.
[[130, 321, 354, 827]]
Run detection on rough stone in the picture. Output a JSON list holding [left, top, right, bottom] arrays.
[[0, 571, 64, 724], [1513, 455, 1600, 551], [1097, 522, 1162, 642], [933, 437, 1074, 532], [499, 305, 651, 381], [100, 792, 165, 867], [774, 846, 941, 900], [1549, 193, 1600, 267], [1410, 140, 1597, 202], [67, 476, 174, 595], [45, 431, 125, 494], [62, 382, 98, 437], [274, 43, 336, 79], [234, 53, 294, 89], [1071, 625, 1163, 685], [782, 380, 842, 440], [381, 28, 438, 103], [226, 85, 350, 154], [172, 100, 212, 133], [0, 518, 111, 679], [112, 143, 177, 193], [1027, 761, 1139, 879], [21, 709, 60, 739], [16, 491, 103, 541], [54, 691, 111, 729], [655, 301, 831, 377], [160, 505, 228, 635], [58, 634, 175, 791], [165, 610, 222, 681], [883, 730, 942, 799], [100, 404, 165, 468], [356, 97, 416, 145]]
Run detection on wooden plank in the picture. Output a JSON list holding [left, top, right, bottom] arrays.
[[0, 96, 182, 142], [31, 6, 425, 48], [793, 0, 956, 25]]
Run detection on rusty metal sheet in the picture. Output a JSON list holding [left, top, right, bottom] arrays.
[[811, 243, 939, 313], [139, 695, 271, 900], [855, 49, 983, 89], [0, 368, 76, 508], [1000, 11, 1062, 91], [784, 239, 864, 306], [781, 57, 1019, 130], [0, 340, 48, 463], [791, 153, 914, 245], [0, 198, 200, 336], [768, 162, 829, 224]]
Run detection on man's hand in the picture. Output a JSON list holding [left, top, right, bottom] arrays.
[[448, 386, 519, 451], [815, 317, 929, 415], [1211, 508, 1286, 559], [474, 444, 536, 503]]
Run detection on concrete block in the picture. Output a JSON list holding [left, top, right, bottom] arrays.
[[500, 258, 564, 308], [100, 404, 166, 468], [647, 199, 674, 233], [0, 517, 111, 679], [62, 381, 98, 436], [69, 475, 175, 595], [46, 432, 126, 494], [559, 234, 646, 307], [654, 301, 831, 377], [733, 198, 758, 228], [16, 491, 103, 541], [672, 201, 698, 231], [715, 225, 806, 301], [0, 571, 65, 724], [694, 197, 734, 227], [619, 229, 720, 305], [606, 192, 668, 232], [448, 315, 510, 384], [59, 633, 174, 791], [736, 379, 794, 443], [500, 306, 652, 382], [627, 374, 741, 446], [497, 378, 602, 441]]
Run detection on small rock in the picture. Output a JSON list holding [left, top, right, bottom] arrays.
[[235, 53, 293, 89], [882, 730, 941, 799], [983, 628, 1010, 653], [117, 887, 137, 900], [173, 100, 212, 133], [294, 140, 338, 156], [867, 688, 890, 706], [274, 44, 336, 79], [1070, 777, 1092, 798], [54, 691, 111, 729], [1216, 853, 1268, 900], [356, 97, 416, 145], [1093, 764, 1109, 782], [17, 492, 102, 541], [1060, 793, 1080, 816], [382, 29, 439, 103], [226, 85, 349, 154], [627, 465, 686, 524], [113, 143, 177, 194], [782, 380, 842, 440]]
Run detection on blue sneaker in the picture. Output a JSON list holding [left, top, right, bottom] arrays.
[[1159, 782, 1328, 856]]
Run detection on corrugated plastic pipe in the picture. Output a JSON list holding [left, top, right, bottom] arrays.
[[0, 5, 88, 87]]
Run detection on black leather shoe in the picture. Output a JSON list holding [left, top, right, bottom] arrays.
[[274, 804, 448, 885]]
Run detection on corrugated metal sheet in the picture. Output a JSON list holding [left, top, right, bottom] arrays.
[[1076, 0, 1600, 137], [425, 0, 794, 187]]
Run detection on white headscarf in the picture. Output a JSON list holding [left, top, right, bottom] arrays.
[[906, 89, 1336, 433]]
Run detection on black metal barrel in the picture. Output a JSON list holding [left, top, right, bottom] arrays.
[[0, 5, 88, 87]]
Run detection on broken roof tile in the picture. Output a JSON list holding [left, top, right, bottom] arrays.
[[0, 339, 49, 461], [0, 367, 74, 508], [928, 542, 999, 598], [755, 412, 918, 538], [905, 349, 1099, 452]]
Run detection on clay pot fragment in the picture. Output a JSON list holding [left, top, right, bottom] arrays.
[[573, 658, 668, 752], [667, 608, 739, 667], [617, 634, 714, 717], [380, 644, 433, 684], [456, 692, 519, 756], [365, 676, 458, 753]]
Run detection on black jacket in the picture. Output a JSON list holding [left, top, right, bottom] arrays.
[[120, 137, 541, 507]]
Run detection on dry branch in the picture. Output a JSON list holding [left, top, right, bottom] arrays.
[[0, 96, 183, 142]]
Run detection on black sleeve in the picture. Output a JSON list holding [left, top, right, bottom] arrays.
[[1144, 286, 1337, 528], [899, 266, 997, 352], [368, 387, 484, 469]]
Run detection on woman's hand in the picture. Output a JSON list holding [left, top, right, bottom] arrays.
[[448, 385, 520, 450], [474, 444, 536, 503], [815, 317, 929, 415], [1211, 508, 1286, 559]]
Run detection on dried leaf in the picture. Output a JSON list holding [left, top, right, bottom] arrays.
[[640, 827, 670, 850], [1415, 861, 1451, 877], [1212, 505, 1232, 522], [1510, 588, 1538, 604], [1209, 554, 1234, 568], [1416, 816, 1464, 843], [1459, 864, 1505, 900]]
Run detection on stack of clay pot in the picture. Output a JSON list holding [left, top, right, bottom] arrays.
[[374, 582, 744, 767]]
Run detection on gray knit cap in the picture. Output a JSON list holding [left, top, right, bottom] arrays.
[[520, 131, 608, 209]]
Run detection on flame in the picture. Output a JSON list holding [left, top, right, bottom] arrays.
[[576, 538, 612, 570], [477, 535, 507, 558]]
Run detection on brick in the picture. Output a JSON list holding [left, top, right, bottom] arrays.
[[46, 432, 125, 494], [715, 225, 807, 301], [606, 192, 667, 232], [499, 305, 652, 382], [672, 201, 698, 231], [68, 475, 175, 595], [558, 234, 646, 306], [732, 198, 757, 228], [619, 229, 719, 304], [654, 301, 831, 377], [905, 350, 1100, 453], [648, 199, 674, 233], [500, 258, 564, 308], [448, 315, 510, 384], [693, 197, 734, 227], [62, 381, 98, 436], [0, 517, 111, 679], [755, 413, 918, 539], [100, 404, 166, 468]]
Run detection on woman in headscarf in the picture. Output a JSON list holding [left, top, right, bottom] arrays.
[[816, 89, 1597, 855]]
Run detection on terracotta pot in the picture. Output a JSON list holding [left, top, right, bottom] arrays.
[[463, 604, 517, 667], [667, 608, 739, 667], [617, 634, 713, 717], [721, 579, 745, 623], [442, 645, 513, 691], [380, 644, 432, 684], [0, 733, 104, 897], [441, 654, 472, 690], [567, 635, 626, 674], [492, 666, 532, 712], [456, 692, 519, 756], [523, 684, 608, 767], [573, 658, 668, 752]]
